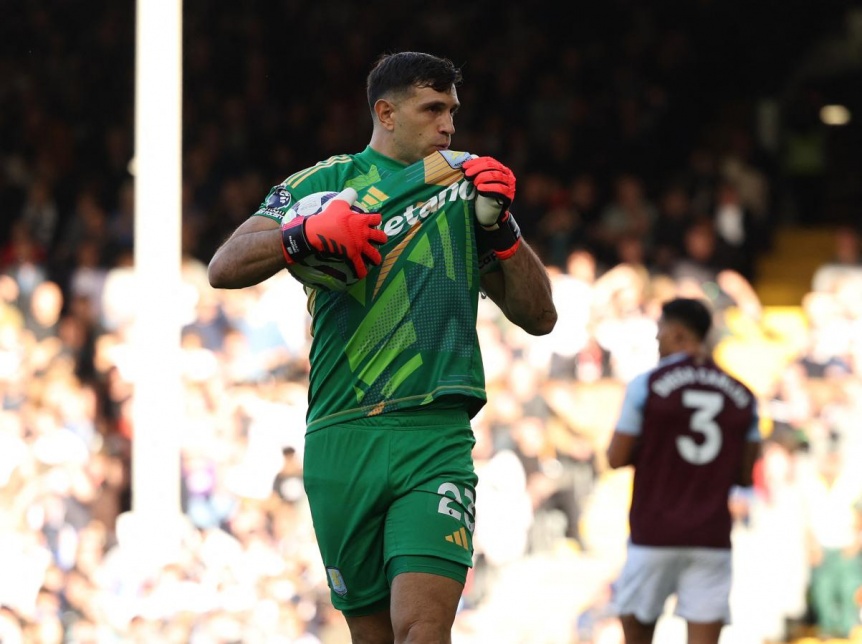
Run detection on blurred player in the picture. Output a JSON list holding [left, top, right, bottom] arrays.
[[606, 297, 761, 644], [208, 51, 557, 642]]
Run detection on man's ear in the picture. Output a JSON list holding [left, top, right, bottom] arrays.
[[667, 320, 686, 345], [374, 99, 396, 131]]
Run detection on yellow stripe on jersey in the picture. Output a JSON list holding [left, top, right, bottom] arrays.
[[283, 155, 353, 189], [373, 223, 421, 299], [423, 153, 463, 186], [360, 185, 389, 209], [367, 186, 388, 201]]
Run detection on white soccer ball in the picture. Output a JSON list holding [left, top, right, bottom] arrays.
[[281, 191, 363, 292]]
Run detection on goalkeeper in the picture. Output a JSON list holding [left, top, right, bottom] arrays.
[[208, 51, 557, 642]]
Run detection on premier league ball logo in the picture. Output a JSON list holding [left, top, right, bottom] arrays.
[[266, 187, 292, 211]]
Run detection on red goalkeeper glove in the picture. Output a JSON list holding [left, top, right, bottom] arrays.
[[462, 156, 521, 260], [462, 156, 516, 226], [281, 188, 388, 280]]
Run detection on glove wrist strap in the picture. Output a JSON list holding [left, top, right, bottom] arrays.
[[281, 217, 314, 265], [479, 212, 521, 260]]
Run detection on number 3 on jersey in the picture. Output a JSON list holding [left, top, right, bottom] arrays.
[[677, 390, 723, 464]]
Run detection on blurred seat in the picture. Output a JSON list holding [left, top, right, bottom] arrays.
[[756, 226, 838, 306]]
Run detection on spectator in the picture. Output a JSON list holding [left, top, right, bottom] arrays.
[[592, 263, 659, 382], [53, 189, 111, 273], [470, 448, 531, 606], [99, 248, 135, 334], [711, 179, 768, 282], [107, 180, 135, 253], [802, 447, 862, 639], [1, 222, 48, 312], [651, 182, 694, 275], [812, 224, 862, 295], [18, 177, 59, 254], [537, 249, 600, 383], [23, 280, 63, 343], [0, 606, 26, 644], [510, 415, 576, 554], [671, 216, 763, 322], [67, 240, 109, 329], [730, 433, 811, 643], [594, 173, 658, 267], [532, 173, 601, 271]]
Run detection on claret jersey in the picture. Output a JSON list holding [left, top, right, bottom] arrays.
[[614, 352, 760, 548], [254, 147, 492, 432]]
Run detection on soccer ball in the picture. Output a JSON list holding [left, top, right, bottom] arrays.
[[281, 191, 364, 292]]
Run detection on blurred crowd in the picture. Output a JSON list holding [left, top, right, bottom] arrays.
[[2, 1, 862, 643]]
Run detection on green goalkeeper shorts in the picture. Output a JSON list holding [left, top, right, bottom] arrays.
[[303, 406, 478, 615]]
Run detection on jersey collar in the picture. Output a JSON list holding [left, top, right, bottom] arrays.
[[359, 146, 409, 176], [659, 352, 691, 367]]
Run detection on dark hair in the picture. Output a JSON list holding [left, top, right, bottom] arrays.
[[661, 297, 713, 340], [366, 51, 462, 111]]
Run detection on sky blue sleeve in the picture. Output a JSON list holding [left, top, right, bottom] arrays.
[[747, 403, 762, 442], [615, 371, 650, 436]]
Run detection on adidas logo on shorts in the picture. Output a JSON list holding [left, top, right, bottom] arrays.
[[445, 527, 469, 550]]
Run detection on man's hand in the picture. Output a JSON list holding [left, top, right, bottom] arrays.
[[281, 188, 388, 280], [462, 156, 516, 227], [463, 157, 521, 260]]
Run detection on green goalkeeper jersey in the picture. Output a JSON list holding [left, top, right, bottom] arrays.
[[254, 146, 492, 432]]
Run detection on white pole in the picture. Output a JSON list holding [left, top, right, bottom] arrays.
[[128, 0, 184, 562]]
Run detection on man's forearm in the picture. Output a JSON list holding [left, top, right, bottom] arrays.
[[497, 241, 557, 335], [208, 227, 286, 289]]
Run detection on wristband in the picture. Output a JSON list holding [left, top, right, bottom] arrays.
[[281, 217, 313, 265], [479, 211, 521, 260]]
